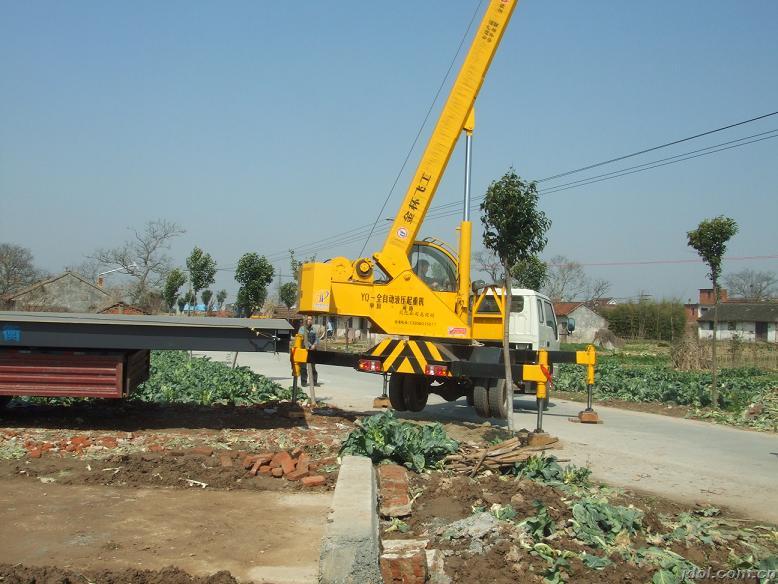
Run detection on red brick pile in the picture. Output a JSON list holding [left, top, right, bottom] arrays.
[[11, 433, 130, 458], [379, 539, 429, 584], [242, 449, 326, 487], [377, 464, 412, 518]]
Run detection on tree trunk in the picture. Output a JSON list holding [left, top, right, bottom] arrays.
[[711, 281, 719, 407], [502, 261, 514, 434]]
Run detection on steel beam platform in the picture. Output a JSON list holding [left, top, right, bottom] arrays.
[[0, 312, 292, 353]]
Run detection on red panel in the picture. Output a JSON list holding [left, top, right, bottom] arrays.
[[0, 351, 124, 398]]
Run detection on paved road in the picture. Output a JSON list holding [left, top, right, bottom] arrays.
[[202, 351, 778, 523]]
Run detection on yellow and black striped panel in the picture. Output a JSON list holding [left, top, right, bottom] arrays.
[[368, 339, 447, 375]]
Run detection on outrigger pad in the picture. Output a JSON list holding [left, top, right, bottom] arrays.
[[526, 432, 558, 447], [569, 410, 603, 424], [373, 396, 391, 409]]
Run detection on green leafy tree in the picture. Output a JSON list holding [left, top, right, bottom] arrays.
[[163, 268, 187, 313], [178, 290, 196, 313], [186, 247, 217, 315], [279, 282, 297, 309], [481, 169, 551, 432], [511, 256, 548, 291], [687, 215, 738, 406], [216, 289, 228, 310], [607, 300, 686, 341], [235, 253, 274, 317], [201, 289, 213, 313]]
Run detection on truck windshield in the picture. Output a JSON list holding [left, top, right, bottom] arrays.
[[476, 295, 525, 314]]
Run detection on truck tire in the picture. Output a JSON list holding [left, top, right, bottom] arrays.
[[388, 374, 407, 411], [403, 375, 429, 412], [473, 378, 491, 418], [487, 378, 509, 419], [0, 396, 9, 410]]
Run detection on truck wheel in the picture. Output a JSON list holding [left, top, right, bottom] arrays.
[[388, 374, 407, 411], [0, 396, 9, 410], [403, 375, 429, 412], [473, 378, 491, 418], [488, 378, 509, 419]]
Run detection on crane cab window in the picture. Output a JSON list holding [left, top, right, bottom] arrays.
[[410, 244, 457, 292]]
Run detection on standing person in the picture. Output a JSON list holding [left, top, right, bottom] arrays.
[[326, 318, 334, 339], [299, 315, 319, 387]]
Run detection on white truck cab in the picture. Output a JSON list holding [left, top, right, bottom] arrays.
[[475, 288, 575, 408], [477, 288, 567, 351]]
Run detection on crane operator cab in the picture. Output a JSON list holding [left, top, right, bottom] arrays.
[[410, 241, 458, 293]]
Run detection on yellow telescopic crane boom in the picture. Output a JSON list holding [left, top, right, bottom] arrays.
[[293, 0, 599, 426], [298, 0, 518, 342], [374, 0, 516, 280]]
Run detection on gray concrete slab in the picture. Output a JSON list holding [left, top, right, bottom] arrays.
[[319, 455, 381, 584]]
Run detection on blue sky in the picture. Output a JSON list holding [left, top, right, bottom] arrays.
[[1, 0, 777, 304]]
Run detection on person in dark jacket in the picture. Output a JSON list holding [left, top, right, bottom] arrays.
[[299, 316, 319, 386]]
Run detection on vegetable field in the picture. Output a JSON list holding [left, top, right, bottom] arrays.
[[134, 351, 293, 405], [554, 342, 778, 432]]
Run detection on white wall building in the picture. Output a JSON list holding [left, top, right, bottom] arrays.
[[698, 304, 778, 343], [553, 302, 609, 343]]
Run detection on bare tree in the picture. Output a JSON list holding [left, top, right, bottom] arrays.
[[542, 255, 588, 301], [91, 219, 185, 305], [64, 258, 103, 282], [474, 250, 503, 283], [585, 278, 611, 304], [0, 243, 46, 296], [724, 269, 777, 301]]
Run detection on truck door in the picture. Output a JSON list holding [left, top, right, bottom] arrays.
[[543, 300, 559, 350], [536, 299, 557, 349]]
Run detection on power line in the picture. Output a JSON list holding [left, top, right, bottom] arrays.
[[539, 110, 778, 182], [262, 128, 778, 261], [262, 111, 778, 262], [542, 132, 778, 196], [207, 253, 778, 274], [540, 128, 778, 193], [549, 254, 778, 268]]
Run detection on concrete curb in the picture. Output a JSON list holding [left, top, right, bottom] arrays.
[[319, 455, 382, 584]]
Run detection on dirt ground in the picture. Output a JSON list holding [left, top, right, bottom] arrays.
[[392, 472, 778, 583], [0, 401, 357, 583], [0, 564, 240, 584], [0, 480, 330, 583]]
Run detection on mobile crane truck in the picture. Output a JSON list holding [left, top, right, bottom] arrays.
[[290, 0, 598, 429]]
